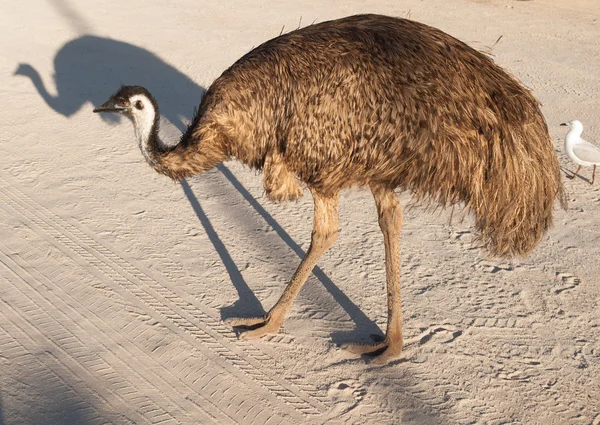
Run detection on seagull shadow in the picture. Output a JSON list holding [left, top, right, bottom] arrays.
[[560, 165, 592, 184], [15, 35, 381, 343]]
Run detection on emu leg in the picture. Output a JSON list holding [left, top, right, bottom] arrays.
[[343, 185, 403, 364], [567, 165, 581, 179], [226, 190, 339, 339]]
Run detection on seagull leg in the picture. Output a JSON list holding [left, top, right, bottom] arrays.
[[567, 165, 581, 180]]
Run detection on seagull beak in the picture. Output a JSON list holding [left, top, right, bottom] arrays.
[[93, 99, 127, 113], [560, 123, 568, 126]]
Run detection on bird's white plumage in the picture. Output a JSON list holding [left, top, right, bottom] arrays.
[[129, 94, 156, 164], [128, 94, 178, 164], [563, 120, 600, 167], [572, 144, 600, 164]]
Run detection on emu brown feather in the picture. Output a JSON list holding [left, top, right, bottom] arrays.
[[154, 14, 565, 257]]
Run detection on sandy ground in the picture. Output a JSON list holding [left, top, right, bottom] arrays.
[[1, 0, 599, 424]]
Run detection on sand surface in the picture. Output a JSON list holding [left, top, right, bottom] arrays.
[[1, 0, 599, 424]]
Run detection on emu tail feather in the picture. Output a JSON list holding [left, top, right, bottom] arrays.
[[472, 120, 567, 258]]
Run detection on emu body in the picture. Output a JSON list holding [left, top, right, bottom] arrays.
[[94, 14, 566, 363]]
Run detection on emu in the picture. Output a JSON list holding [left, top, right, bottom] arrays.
[[94, 14, 566, 363]]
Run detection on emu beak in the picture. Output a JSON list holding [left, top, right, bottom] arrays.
[[93, 99, 127, 113], [560, 123, 567, 126]]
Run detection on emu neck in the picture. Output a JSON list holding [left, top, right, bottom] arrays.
[[132, 102, 166, 165], [132, 102, 228, 181]]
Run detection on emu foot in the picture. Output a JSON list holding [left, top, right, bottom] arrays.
[[225, 315, 282, 340], [342, 337, 403, 365]]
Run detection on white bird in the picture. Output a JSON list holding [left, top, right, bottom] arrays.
[[561, 120, 600, 184]]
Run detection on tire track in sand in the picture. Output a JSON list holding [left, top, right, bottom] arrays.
[[0, 242, 259, 424], [0, 175, 328, 418]]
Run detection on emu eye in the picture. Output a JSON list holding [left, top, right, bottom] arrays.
[[135, 101, 144, 110]]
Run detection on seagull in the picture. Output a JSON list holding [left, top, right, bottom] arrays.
[[561, 120, 600, 185]]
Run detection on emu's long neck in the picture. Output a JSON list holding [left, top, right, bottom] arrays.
[[131, 95, 228, 181], [131, 96, 168, 164]]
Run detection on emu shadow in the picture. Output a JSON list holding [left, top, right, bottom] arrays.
[[16, 35, 381, 341], [14, 35, 202, 131], [180, 178, 264, 318]]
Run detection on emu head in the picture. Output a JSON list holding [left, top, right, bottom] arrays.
[[93, 85, 157, 124]]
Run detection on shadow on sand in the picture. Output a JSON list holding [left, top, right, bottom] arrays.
[[16, 35, 381, 341], [14, 35, 203, 131], [180, 177, 264, 318], [0, 371, 98, 425], [560, 165, 592, 184]]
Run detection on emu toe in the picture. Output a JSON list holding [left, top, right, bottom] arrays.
[[225, 315, 283, 339], [342, 338, 403, 364]]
